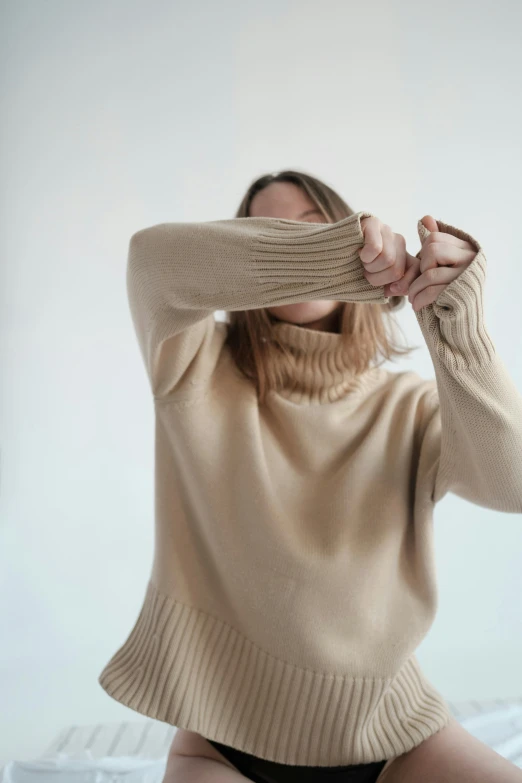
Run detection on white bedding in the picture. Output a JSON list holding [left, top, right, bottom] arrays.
[[2, 698, 522, 782]]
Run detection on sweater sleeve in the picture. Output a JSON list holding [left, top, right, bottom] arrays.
[[126, 211, 388, 398], [415, 219, 522, 513]]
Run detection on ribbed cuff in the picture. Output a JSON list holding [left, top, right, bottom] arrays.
[[415, 219, 496, 369], [250, 211, 389, 305]]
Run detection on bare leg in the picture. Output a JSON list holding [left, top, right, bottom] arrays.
[[163, 728, 251, 782], [376, 716, 522, 783], [162, 753, 251, 782]]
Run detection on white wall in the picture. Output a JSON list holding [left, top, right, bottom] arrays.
[[1, 0, 521, 764]]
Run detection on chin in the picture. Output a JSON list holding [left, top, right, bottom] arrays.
[[269, 304, 337, 323]]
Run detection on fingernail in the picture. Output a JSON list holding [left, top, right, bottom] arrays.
[[390, 283, 401, 292]]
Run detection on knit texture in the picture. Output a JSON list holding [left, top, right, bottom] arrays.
[[98, 211, 522, 766]]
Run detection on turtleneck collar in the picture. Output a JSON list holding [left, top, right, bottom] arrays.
[[268, 319, 384, 405]]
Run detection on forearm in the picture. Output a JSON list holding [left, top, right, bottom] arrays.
[[415, 219, 522, 512], [127, 211, 388, 396]]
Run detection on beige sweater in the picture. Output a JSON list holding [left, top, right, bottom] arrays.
[[98, 211, 522, 766]]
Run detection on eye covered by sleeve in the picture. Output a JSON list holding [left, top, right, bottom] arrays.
[[126, 211, 388, 398]]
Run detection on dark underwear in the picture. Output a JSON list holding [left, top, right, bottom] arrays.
[[206, 737, 389, 783]]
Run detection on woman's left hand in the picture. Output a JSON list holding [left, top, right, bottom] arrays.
[[407, 215, 477, 312]]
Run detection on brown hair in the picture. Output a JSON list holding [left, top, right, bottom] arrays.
[[224, 169, 418, 404]]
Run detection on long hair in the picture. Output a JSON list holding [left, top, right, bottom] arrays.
[[224, 169, 418, 404]]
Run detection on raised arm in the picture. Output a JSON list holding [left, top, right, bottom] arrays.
[[126, 211, 388, 398], [415, 219, 522, 513]]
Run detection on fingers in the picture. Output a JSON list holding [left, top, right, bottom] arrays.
[[361, 223, 397, 274], [362, 226, 408, 288], [419, 243, 476, 274], [359, 217, 384, 265], [359, 219, 468, 299], [410, 284, 447, 312], [407, 263, 464, 310], [421, 230, 473, 251], [388, 252, 420, 295], [361, 218, 476, 301]]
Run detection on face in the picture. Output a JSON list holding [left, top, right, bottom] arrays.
[[249, 181, 342, 332]]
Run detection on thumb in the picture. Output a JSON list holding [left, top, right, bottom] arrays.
[[417, 214, 439, 251], [420, 215, 438, 235]]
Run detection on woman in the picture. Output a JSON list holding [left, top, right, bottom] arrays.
[[98, 171, 522, 782]]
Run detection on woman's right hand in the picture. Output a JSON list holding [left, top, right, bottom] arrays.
[[360, 216, 420, 298]]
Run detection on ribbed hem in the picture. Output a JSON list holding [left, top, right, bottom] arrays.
[[415, 219, 496, 369], [98, 580, 453, 766], [250, 211, 389, 306]]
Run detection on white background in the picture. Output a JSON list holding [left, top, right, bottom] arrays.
[[1, 0, 521, 765]]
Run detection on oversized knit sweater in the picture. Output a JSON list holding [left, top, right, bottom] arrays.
[[98, 210, 522, 766]]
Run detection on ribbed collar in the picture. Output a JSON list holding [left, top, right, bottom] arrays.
[[269, 319, 383, 405]]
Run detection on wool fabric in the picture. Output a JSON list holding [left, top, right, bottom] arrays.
[[98, 211, 522, 766]]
